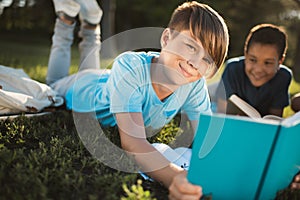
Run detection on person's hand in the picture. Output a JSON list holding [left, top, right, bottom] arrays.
[[290, 172, 300, 189], [168, 170, 202, 200]]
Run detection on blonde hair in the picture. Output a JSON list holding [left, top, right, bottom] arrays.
[[168, 1, 229, 71]]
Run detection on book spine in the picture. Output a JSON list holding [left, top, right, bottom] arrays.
[[254, 125, 282, 200]]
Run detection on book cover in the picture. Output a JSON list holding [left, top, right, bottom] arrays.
[[258, 113, 300, 199], [187, 112, 300, 200]]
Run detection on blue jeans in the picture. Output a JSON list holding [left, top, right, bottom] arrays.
[[46, 18, 101, 86]]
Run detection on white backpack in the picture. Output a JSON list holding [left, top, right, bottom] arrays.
[[0, 65, 63, 114]]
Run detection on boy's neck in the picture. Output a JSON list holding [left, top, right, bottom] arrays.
[[151, 82, 174, 101], [150, 57, 179, 101]]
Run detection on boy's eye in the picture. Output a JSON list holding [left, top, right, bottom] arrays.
[[249, 58, 256, 63], [203, 57, 213, 65], [185, 43, 196, 52], [265, 61, 275, 66]]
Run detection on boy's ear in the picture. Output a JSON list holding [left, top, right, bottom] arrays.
[[279, 54, 286, 64], [160, 28, 171, 48]]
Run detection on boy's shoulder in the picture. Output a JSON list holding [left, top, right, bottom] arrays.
[[278, 64, 292, 79], [114, 51, 142, 62], [115, 51, 159, 61], [224, 56, 245, 74], [279, 64, 292, 74], [112, 51, 160, 72], [226, 56, 245, 66]]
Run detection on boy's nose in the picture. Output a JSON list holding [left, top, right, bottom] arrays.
[[187, 55, 202, 69], [252, 62, 265, 73], [187, 60, 195, 68]]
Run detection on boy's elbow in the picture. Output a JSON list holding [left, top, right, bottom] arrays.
[[121, 139, 131, 152], [120, 138, 139, 152], [120, 136, 149, 153], [291, 94, 300, 112]]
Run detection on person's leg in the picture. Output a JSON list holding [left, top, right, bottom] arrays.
[[46, 19, 77, 85], [52, 0, 80, 20], [76, 0, 103, 71], [50, 69, 105, 97], [46, 0, 80, 85], [75, 0, 103, 26], [78, 24, 101, 71]]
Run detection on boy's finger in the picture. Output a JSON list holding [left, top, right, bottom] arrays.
[[173, 174, 202, 194], [291, 182, 300, 189]]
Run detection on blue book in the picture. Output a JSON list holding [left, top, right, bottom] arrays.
[[187, 112, 300, 200]]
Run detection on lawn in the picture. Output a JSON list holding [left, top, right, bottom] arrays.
[[0, 32, 172, 199], [0, 32, 300, 199]]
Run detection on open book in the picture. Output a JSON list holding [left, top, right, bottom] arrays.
[[187, 112, 300, 200], [138, 143, 192, 181], [226, 94, 283, 120]]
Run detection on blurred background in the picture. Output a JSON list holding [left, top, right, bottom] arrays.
[[0, 0, 299, 83]]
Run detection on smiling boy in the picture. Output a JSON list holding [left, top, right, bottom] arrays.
[[48, 1, 229, 199], [216, 23, 292, 117]]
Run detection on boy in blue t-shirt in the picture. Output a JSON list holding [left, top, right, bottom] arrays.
[[47, 1, 229, 199], [216, 24, 292, 117]]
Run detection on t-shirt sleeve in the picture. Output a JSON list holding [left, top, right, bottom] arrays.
[[107, 53, 145, 113], [181, 79, 212, 121], [216, 62, 240, 100]]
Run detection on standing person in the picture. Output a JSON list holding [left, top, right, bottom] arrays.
[[215, 24, 292, 117], [48, 1, 229, 199], [46, 0, 103, 85]]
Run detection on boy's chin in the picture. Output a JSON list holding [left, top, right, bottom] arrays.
[[249, 78, 268, 87], [248, 73, 273, 87]]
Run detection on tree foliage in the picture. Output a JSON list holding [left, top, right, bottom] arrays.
[[0, 0, 55, 32], [0, 0, 300, 79]]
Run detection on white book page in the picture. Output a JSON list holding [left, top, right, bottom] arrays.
[[262, 115, 283, 121], [152, 143, 191, 170], [281, 111, 300, 127], [229, 94, 261, 118]]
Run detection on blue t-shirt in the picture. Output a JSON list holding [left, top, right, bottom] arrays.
[[66, 51, 211, 129], [216, 56, 292, 116]]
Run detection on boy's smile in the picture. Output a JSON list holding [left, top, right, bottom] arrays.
[[244, 43, 282, 87], [155, 29, 215, 86], [150, 29, 217, 101], [178, 60, 199, 78]]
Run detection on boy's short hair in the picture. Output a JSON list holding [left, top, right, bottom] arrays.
[[168, 1, 229, 71], [244, 23, 288, 59]]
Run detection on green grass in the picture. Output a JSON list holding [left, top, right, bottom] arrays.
[[0, 32, 189, 198], [0, 32, 178, 199], [0, 111, 169, 199], [0, 31, 80, 83], [0, 33, 299, 199], [0, 33, 167, 199], [0, 31, 114, 83]]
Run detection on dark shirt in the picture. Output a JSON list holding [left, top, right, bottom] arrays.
[[216, 56, 292, 117]]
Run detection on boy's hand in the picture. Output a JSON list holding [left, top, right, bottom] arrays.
[[168, 171, 202, 200], [290, 173, 300, 189]]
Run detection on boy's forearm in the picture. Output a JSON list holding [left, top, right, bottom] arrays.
[[147, 162, 184, 187], [116, 112, 184, 187], [268, 108, 283, 117], [122, 138, 183, 187], [217, 98, 227, 113]]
